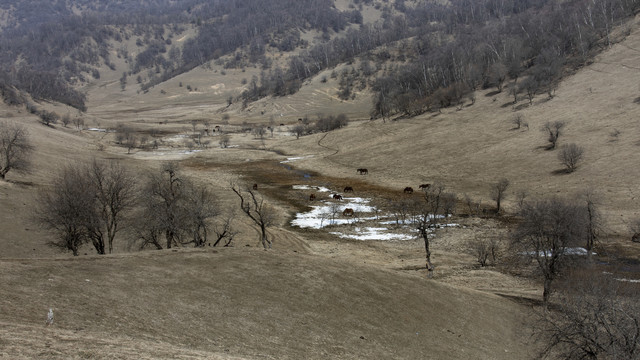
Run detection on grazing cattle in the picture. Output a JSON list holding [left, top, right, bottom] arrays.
[[333, 194, 343, 200], [309, 194, 316, 201], [252, 183, 258, 190], [344, 186, 354, 192], [343, 208, 354, 217], [357, 168, 368, 175], [404, 187, 414, 194], [419, 184, 431, 190]]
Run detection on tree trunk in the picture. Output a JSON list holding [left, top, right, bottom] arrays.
[[166, 230, 173, 249], [421, 229, 433, 274], [260, 224, 270, 249], [543, 277, 552, 307]]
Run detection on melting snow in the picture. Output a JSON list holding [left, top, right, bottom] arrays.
[[290, 185, 455, 241], [523, 247, 596, 257], [281, 155, 314, 163], [331, 228, 414, 241], [292, 185, 331, 192]]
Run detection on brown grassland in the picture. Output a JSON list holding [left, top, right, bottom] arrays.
[[1, 14, 640, 359]]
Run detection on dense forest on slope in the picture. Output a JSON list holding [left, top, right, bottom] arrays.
[[0, 0, 638, 113], [0, 0, 355, 110]]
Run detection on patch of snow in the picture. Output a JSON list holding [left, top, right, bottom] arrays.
[[292, 185, 331, 192], [290, 199, 376, 229], [88, 128, 107, 132], [523, 247, 596, 257], [615, 278, 640, 283], [281, 155, 314, 163], [330, 228, 414, 241]]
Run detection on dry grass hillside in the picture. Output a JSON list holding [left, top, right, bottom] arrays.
[[1, 10, 640, 360], [272, 17, 640, 241], [0, 248, 533, 359]]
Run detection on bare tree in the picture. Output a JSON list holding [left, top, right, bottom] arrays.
[[88, 160, 137, 254], [389, 198, 414, 226], [511, 114, 525, 130], [542, 121, 566, 149], [219, 134, 230, 148], [252, 125, 266, 139], [511, 198, 587, 305], [581, 190, 601, 262], [115, 125, 138, 154], [142, 162, 186, 249], [488, 62, 508, 92], [136, 162, 219, 249], [183, 184, 219, 247], [61, 113, 71, 127], [0, 121, 33, 180], [536, 270, 640, 359], [38, 111, 59, 126], [472, 236, 501, 267], [35, 165, 94, 256], [491, 178, 510, 214], [519, 76, 539, 104], [211, 214, 238, 247], [292, 124, 305, 139], [231, 183, 276, 249], [558, 143, 584, 172], [72, 117, 84, 130], [120, 72, 127, 91], [35, 161, 136, 255], [411, 183, 446, 273]]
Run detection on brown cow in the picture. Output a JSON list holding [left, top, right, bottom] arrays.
[[357, 168, 368, 175], [309, 194, 316, 201], [252, 183, 258, 190], [404, 187, 414, 194], [333, 194, 343, 200], [343, 208, 354, 216], [344, 186, 354, 192], [419, 184, 431, 190]]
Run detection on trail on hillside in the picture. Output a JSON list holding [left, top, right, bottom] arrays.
[[316, 132, 340, 157]]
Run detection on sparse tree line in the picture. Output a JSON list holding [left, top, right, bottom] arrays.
[[385, 175, 638, 357], [291, 114, 349, 139], [33, 161, 245, 256]]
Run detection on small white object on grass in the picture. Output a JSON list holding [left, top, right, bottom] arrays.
[[46, 308, 54, 326]]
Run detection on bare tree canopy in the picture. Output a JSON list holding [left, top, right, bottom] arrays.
[[491, 178, 510, 214], [410, 183, 455, 274], [511, 198, 587, 305], [536, 270, 640, 359], [542, 121, 566, 150], [136, 162, 219, 250], [35, 160, 137, 255], [231, 183, 276, 249], [35, 165, 95, 256], [0, 121, 33, 180], [558, 143, 584, 172], [88, 160, 137, 254]]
